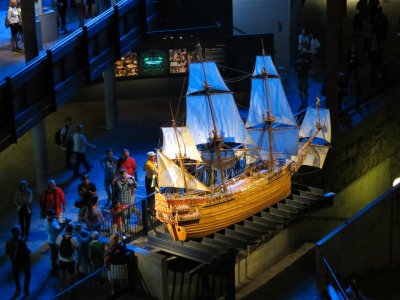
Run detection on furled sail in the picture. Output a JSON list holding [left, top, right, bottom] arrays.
[[253, 55, 279, 77], [300, 143, 329, 168], [246, 78, 297, 128], [187, 62, 230, 95], [248, 127, 300, 160], [186, 93, 249, 145], [157, 150, 210, 192], [161, 127, 203, 162], [299, 107, 331, 144]]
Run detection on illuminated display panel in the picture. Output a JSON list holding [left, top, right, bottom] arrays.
[[139, 49, 169, 77], [115, 52, 138, 78], [114, 46, 225, 78]]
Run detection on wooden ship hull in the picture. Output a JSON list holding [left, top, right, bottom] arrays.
[[155, 164, 293, 241]]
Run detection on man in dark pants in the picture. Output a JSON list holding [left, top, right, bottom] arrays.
[[56, 0, 68, 33], [5, 226, 31, 297], [14, 180, 32, 241], [143, 151, 157, 216], [60, 117, 74, 170], [73, 124, 96, 177]]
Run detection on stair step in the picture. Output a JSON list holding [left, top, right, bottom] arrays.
[[269, 207, 296, 220], [260, 211, 285, 224], [284, 198, 306, 210], [253, 215, 281, 228], [277, 202, 299, 215], [234, 224, 264, 238]]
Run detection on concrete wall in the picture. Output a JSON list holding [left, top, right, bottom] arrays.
[[316, 186, 400, 288], [133, 247, 169, 300], [232, 0, 291, 69]]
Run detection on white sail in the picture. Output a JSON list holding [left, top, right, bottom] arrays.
[[248, 127, 300, 159], [187, 62, 230, 95], [300, 143, 329, 168], [186, 93, 249, 145], [161, 127, 203, 162], [253, 55, 279, 77], [299, 107, 331, 144], [157, 150, 210, 192], [246, 78, 297, 128]]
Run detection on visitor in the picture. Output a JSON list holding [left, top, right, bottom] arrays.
[[56, 224, 79, 289], [72, 222, 91, 276], [60, 117, 74, 169], [100, 148, 118, 208], [143, 151, 157, 216], [45, 209, 70, 274], [6, 0, 23, 52], [114, 168, 138, 230], [89, 231, 105, 272], [73, 124, 96, 177], [117, 148, 137, 180], [14, 180, 32, 241], [40, 179, 66, 222], [85, 194, 105, 230], [5, 226, 31, 297]]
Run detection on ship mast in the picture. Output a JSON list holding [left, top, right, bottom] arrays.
[[169, 103, 189, 192], [196, 41, 228, 192], [260, 41, 275, 171]]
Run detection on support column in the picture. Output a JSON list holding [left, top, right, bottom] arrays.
[[32, 121, 49, 192], [326, 0, 344, 132], [103, 66, 118, 130], [21, 0, 39, 62]]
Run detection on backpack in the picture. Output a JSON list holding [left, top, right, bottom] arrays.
[[55, 128, 62, 145], [59, 235, 74, 258]]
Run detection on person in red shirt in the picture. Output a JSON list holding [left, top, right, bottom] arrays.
[[117, 149, 137, 180], [40, 180, 66, 222]]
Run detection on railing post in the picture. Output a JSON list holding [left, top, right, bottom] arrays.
[[113, 4, 121, 60], [141, 199, 148, 235], [4, 77, 17, 144], [46, 50, 57, 111], [139, 0, 148, 38], [82, 26, 91, 81]]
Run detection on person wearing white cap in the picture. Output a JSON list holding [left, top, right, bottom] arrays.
[[143, 151, 157, 216]]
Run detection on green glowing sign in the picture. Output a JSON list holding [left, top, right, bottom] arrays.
[[139, 50, 169, 77], [143, 56, 164, 66]]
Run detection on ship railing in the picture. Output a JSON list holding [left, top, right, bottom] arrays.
[[54, 250, 137, 299]]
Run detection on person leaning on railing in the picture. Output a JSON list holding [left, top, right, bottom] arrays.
[[104, 233, 129, 294]]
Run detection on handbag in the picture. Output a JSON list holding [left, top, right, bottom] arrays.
[[4, 15, 10, 28]]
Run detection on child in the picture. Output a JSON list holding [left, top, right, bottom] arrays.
[[110, 203, 124, 235]]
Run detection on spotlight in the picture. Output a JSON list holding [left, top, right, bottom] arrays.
[[170, 35, 174, 39], [179, 36, 183, 40], [393, 178, 400, 187], [162, 35, 167, 40]]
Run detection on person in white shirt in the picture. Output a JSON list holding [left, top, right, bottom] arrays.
[[73, 124, 96, 177], [6, 0, 22, 51], [298, 28, 310, 53], [45, 209, 68, 273]]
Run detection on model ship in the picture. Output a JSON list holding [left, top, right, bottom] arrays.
[[154, 51, 331, 241]]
